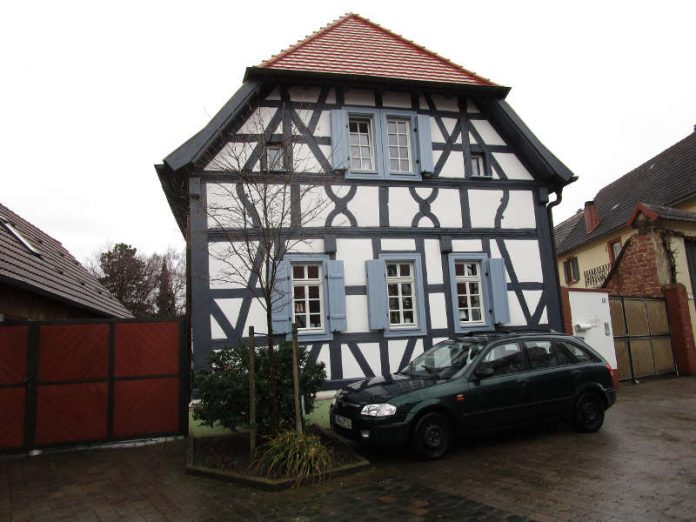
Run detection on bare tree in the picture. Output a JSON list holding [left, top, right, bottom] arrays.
[[204, 104, 341, 432]]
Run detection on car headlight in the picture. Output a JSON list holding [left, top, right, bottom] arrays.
[[361, 403, 397, 417]]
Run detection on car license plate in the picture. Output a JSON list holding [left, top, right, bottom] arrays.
[[334, 414, 352, 430]]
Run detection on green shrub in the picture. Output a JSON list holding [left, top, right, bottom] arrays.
[[255, 430, 333, 486], [193, 342, 326, 434]]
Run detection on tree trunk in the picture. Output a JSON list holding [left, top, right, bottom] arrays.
[[265, 304, 279, 434], [291, 324, 303, 435]]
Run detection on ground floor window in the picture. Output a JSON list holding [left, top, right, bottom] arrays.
[[291, 263, 323, 331]]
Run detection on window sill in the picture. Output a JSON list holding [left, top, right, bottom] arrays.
[[286, 330, 334, 342], [383, 326, 426, 338]]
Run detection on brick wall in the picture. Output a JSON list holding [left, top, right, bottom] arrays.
[[604, 232, 664, 297]]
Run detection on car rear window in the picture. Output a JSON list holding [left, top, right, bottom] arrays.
[[560, 341, 596, 363], [524, 340, 573, 369]]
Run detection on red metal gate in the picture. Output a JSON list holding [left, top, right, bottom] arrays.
[[0, 318, 188, 451]]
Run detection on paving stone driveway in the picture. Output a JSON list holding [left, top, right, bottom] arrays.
[[2, 377, 696, 521]]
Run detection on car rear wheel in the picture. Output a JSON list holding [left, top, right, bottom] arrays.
[[573, 392, 605, 433], [412, 412, 452, 460]]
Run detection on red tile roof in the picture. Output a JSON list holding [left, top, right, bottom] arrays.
[[258, 13, 497, 87]]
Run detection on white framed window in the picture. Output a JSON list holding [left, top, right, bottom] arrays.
[[291, 263, 324, 331], [386, 262, 417, 328], [454, 261, 484, 325], [349, 118, 375, 172], [471, 153, 488, 177], [265, 143, 284, 172], [386, 118, 412, 173]]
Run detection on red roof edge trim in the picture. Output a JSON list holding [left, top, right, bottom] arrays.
[[627, 202, 660, 227]]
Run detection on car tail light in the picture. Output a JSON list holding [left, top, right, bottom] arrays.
[[605, 362, 620, 389]]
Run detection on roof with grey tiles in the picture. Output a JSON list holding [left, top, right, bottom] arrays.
[[555, 132, 696, 254], [0, 202, 132, 318]]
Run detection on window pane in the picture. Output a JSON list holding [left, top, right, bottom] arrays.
[[293, 265, 304, 279], [389, 146, 398, 157], [460, 309, 469, 321], [403, 297, 412, 309], [399, 264, 410, 276], [391, 159, 399, 170], [469, 282, 479, 295], [308, 286, 319, 298], [455, 263, 464, 276], [310, 315, 321, 327], [471, 295, 480, 308], [467, 263, 478, 276], [294, 287, 305, 298], [390, 312, 400, 324], [387, 264, 398, 277], [471, 309, 481, 321], [388, 134, 397, 145], [351, 158, 362, 169], [403, 311, 414, 324], [296, 316, 307, 328], [388, 284, 398, 296], [349, 121, 358, 132], [309, 300, 320, 313], [307, 265, 319, 279], [401, 283, 412, 295], [359, 134, 369, 145], [400, 160, 410, 172], [295, 302, 305, 313], [389, 298, 399, 310], [457, 283, 466, 294], [480, 342, 525, 375]]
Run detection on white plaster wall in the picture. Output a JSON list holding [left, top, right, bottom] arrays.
[[502, 240, 543, 282], [568, 290, 617, 368], [493, 152, 534, 181], [452, 239, 483, 252], [344, 89, 375, 106], [292, 109, 330, 137], [239, 107, 277, 134], [295, 143, 322, 173], [506, 291, 525, 325], [347, 186, 380, 227], [429, 293, 448, 329], [424, 239, 443, 284], [382, 91, 412, 108], [468, 189, 502, 228], [208, 241, 257, 289], [302, 185, 334, 227], [434, 150, 465, 178], [211, 298, 242, 340], [388, 339, 408, 372], [336, 238, 372, 285], [471, 120, 506, 146], [288, 86, 321, 103], [346, 295, 369, 333], [430, 189, 462, 228], [522, 290, 543, 319], [381, 238, 416, 251], [315, 345, 332, 379], [389, 187, 420, 227], [287, 239, 324, 253], [430, 117, 460, 143], [430, 94, 459, 112], [206, 142, 254, 172], [342, 342, 380, 378], [500, 191, 536, 229]]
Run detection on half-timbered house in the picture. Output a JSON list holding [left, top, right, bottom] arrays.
[[156, 14, 575, 388]]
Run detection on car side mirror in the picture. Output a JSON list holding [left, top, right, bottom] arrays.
[[474, 366, 494, 379]]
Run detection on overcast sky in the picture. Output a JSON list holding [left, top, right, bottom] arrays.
[[2, 0, 694, 262]]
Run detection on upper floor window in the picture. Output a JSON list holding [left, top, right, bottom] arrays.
[[386, 119, 412, 174], [349, 118, 375, 172], [470, 153, 488, 178], [265, 143, 285, 172], [608, 239, 621, 265], [331, 108, 433, 181], [292, 264, 323, 331], [563, 257, 580, 285]]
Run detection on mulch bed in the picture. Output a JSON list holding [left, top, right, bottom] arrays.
[[187, 425, 370, 489]]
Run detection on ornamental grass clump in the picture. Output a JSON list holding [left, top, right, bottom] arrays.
[[255, 430, 333, 487]]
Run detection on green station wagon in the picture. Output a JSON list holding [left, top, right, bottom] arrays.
[[330, 332, 619, 459]]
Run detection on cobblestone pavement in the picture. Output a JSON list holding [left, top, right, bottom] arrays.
[[2, 377, 695, 521]]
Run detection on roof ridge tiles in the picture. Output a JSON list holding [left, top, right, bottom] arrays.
[[257, 13, 498, 88]]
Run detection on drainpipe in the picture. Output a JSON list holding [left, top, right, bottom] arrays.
[[546, 175, 578, 332]]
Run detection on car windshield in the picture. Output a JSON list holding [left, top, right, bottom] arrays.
[[403, 339, 484, 379]]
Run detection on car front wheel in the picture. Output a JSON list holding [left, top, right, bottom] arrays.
[[412, 412, 452, 460], [573, 392, 605, 432]]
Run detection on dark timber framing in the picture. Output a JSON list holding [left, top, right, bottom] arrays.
[[158, 77, 574, 387]]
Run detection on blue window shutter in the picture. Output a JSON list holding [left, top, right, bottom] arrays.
[[488, 258, 510, 325], [365, 259, 387, 330], [326, 260, 347, 332], [416, 114, 434, 174], [330, 110, 349, 171], [271, 260, 291, 334]]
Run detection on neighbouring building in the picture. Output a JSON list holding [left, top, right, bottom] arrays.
[[156, 14, 575, 387], [554, 131, 696, 378], [0, 202, 132, 321]]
